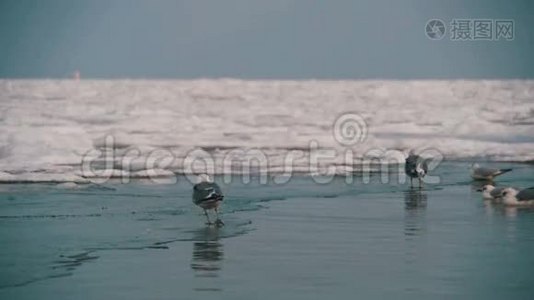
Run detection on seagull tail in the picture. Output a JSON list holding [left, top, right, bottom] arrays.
[[498, 168, 513, 175]]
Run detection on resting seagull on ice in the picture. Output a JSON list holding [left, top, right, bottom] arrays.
[[477, 184, 506, 201], [405, 153, 428, 188], [470, 163, 512, 181], [500, 187, 534, 206], [192, 174, 224, 226]]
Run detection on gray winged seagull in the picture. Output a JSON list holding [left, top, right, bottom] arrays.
[[405, 153, 428, 188], [192, 174, 224, 226], [500, 187, 534, 206], [477, 184, 506, 201], [470, 163, 512, 181]]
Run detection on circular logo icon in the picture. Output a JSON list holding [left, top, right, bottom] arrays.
[[425, 19, 446, 40], [333, 113, 368, 146]]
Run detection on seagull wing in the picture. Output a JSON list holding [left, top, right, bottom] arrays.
[[193, 182, 223, 205], [490, 187, 505, 198], [474, 167, 502, 178], [405, 155, 419, 176], [517, 187, 534, 201]]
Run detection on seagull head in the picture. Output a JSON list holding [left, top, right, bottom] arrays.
[[196, 174, 212, 183], [500, 187, 520, 205], [406, 149, 417, 158], [477, 184, 495, 192], [501, 187, 518, 198]]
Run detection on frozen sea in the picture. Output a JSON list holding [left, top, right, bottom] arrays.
[[0, 79, 533, 182], [1, 80, 534, 299]]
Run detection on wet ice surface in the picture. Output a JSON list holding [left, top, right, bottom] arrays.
[[1, 162, 534, 299], [1, 80, 534, 182]]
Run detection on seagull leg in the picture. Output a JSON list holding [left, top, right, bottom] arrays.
[[214, 207, 224, 227], [418, 177, 423, 189], [410, 177, 413, 188], [203, 209, 212, 225]]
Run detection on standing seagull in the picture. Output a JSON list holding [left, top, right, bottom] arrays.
[[501, 187, 534, 206], [193, 174, 224, 226], [470, 163, 512, 181], [405, 153, 428, 188]]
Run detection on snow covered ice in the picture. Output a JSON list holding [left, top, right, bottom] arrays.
[[0, 79, 533, 182]]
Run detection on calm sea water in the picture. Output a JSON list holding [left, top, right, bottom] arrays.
[[1, 161, 534, 299]]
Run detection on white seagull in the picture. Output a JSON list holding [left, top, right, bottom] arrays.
[[192, 174, 224, 226], [500, 187, 534, 206], [470, 163, 512, 181], [477, 184, 506, 201]]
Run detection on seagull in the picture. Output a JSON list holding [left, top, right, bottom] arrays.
[[192, 174, 224, 226], [476, 184, 506, 201], [405, 153, 428, 188], [500, 187, 534, 206], [470, 163, 512, 181]]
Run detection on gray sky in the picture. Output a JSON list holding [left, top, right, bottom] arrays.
[[0, 0, 532, 79]]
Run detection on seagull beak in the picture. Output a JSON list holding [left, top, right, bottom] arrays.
[[476, 188, 483, 192]]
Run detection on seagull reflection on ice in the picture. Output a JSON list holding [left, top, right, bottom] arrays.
[[404, 189, 428, 211], [403, 189, 428, 267], [190, 227, 224, 282], [192, 242, 223, 274], [404, 189, 427, 237]]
